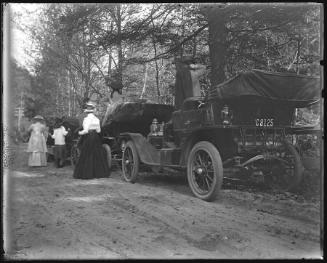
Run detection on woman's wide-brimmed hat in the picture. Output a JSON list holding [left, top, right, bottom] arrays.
[[84, 101, 96, 113], [33, 115, 44, 121]]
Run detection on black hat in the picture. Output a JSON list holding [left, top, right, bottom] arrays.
[[54, 117, 63, 128]]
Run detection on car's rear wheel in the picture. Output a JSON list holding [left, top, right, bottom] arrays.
[[187, 141, 223, 201], [102, 144, 112, 170], [122, 141, 139, 183], [263, 140, 304, 191]]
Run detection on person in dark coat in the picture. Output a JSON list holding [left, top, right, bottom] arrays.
[[174, 56, 206, 110], [174, 57, 193, 110], [73, 101, 110, 179]]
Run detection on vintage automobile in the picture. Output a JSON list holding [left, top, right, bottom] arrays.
[[70, 101, 174, 169], [74, 69, 321, 201]]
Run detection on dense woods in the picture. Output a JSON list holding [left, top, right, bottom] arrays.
[[9, 3, 321, 123]]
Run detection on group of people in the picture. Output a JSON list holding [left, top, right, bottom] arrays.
[[27, 101, 110, 180], [26, 55, 205, 180], [27, 115, 69, 168]]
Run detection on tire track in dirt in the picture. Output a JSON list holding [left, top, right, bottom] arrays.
[[104, 179, 321, 258], [6, 164, 322, 259], [8, 173, 123, 258], [55, 179, 198, 258], [10, 172, 181, 258]]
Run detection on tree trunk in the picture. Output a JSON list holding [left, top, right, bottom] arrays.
[[202, 5, 228, 86], [192, 36, 197, 58], [149, 11, 161, 102], [107, 22, 113, 77], [69, 67, 78, 115], [181, 7, 185, 57], [140, 63, 148, 99], [116, 4, 123, 91], [68, 69, 71, 117], [296, 39, 301, 74], [56, 75, 59, 116], [82, 28, 90, 99], [108, 48, 112, 76], [152, 41, 160, 102], [61, 76, 64, 116]]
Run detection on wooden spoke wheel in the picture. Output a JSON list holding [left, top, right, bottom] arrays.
[[70, 144, 80, 168], [187, 141, 223, 201], [122, 141, 139, 183], [263, 140, 304, 191]]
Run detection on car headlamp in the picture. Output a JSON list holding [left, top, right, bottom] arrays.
[[121, 141, 126, 151]]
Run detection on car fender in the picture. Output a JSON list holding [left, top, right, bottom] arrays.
[[179, 133, 199, 167], [179, 129, 224, 166], [119, 133, 160, 165]]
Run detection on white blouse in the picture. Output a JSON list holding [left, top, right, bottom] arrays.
[[79, 113, 101, 135], [51, 126, 68, 145]]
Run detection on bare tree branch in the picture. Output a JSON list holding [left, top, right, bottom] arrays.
[[145, 23, 209, 62]]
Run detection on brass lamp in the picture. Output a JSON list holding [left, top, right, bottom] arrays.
[[221, 105, 233, 125]]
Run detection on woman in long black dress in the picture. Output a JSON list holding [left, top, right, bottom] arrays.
[[73, 102, 110, 179]]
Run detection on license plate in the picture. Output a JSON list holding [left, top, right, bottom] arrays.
[[255, 118, 274, 127]]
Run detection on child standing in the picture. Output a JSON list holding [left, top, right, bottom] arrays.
[[51, 118, 68, 168]]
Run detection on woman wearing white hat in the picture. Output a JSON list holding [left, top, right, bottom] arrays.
[[73, 101, 110, 179], [27, 115, 48, 167]]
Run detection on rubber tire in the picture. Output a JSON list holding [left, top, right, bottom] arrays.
[[102, 144, 112, 170], [70, 145, 80, 168], [187, 141, 223, 201], [274, 140, 304, 191], [122, 141, 139, 183]]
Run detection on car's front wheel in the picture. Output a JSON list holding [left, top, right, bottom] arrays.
[[70, 144, 80, 168], [187, 141, 223, 201]]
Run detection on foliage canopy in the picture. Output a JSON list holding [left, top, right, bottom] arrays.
[[10, 3, 321, 122]]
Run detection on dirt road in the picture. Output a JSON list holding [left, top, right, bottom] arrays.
[[3, 143, 322, 259]]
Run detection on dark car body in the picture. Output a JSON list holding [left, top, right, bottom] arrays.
[[73, 70, 322, 201]]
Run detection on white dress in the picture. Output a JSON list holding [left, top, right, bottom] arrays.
[[27, 122, 47, 166]]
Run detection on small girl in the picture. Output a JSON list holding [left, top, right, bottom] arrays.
[[51, 118, 68, 168]]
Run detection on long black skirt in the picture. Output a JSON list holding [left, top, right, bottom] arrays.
[[73, 131, 110, 179]]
